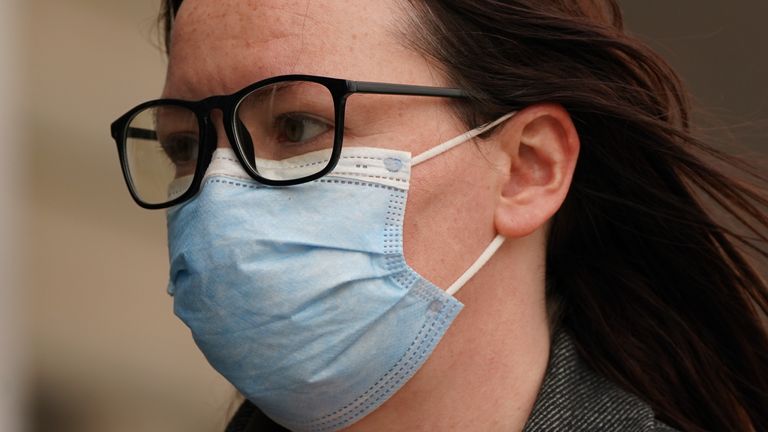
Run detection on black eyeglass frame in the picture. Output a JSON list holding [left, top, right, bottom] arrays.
[[111, 74, 468, 209]]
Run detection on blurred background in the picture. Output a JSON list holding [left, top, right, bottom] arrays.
[[0, 1, 766, 431]]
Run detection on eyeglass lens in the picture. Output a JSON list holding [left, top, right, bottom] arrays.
[[124, 105, 199, 205], [234, 81, 336, 182], [124, 80, 338, 205]]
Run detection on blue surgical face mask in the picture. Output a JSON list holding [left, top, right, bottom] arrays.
[[167, 113, 515, 432]]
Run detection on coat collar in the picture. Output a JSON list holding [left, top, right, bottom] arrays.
[[523, 330, 676, 431]]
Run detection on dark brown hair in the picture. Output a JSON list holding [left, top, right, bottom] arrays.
[[159, 1, 768, 430]]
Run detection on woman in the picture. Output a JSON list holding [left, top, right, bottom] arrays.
[[110, 0, 768, 430]]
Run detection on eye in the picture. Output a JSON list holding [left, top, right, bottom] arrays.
[[275, 113, 332, 144], [161, 133, 199, 166]]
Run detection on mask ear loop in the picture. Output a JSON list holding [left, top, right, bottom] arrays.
[[411, 112, 517, 165], [446, 235, 505, 296], [410, 112, 517, 296]]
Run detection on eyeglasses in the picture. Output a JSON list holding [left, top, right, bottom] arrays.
[[110, 75, 467, 209]]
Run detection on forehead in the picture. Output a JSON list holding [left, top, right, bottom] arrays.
[[164, 0, 434, 99]]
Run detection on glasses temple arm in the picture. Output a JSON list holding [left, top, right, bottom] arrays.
[[349, 81, 467, 98], [125, 127, 158, 141]]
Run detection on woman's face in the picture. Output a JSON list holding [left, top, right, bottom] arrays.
[[164, 0, 508, 288]]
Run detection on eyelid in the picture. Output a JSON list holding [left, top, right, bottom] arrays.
[[154, 113, 198, 140], [157, 129, 198, 145], [278, 111, 333, 126], [275, 112, 334, 144]]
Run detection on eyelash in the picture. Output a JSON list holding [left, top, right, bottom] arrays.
[[273, 112, 334, 145]]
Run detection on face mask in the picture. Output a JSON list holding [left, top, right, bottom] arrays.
[[167, 113, 515, 431]]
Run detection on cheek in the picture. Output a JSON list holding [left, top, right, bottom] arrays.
[[401, 144, 503, 289]]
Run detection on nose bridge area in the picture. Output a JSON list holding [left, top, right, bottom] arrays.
[[208, 110, 233, 149]]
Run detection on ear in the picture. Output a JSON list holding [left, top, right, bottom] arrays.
[[492, 104, 580, 238]]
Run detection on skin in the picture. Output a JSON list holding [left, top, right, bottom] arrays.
[[165, 0, 580, 430]]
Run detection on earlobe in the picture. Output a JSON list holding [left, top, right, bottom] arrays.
[[493, 104, 580, 238]]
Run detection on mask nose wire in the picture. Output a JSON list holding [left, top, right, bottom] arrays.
[[411, 112, 517, 166]]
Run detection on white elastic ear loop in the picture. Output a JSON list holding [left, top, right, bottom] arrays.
[[411, 112, 514, 296], [446, 235, 506, 296], [412, 112, 517, 165]]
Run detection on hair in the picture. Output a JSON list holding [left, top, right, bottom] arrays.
[[159, 1, 768, 430]]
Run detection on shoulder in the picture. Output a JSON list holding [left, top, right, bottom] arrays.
[[523, 331, 678, 432]]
